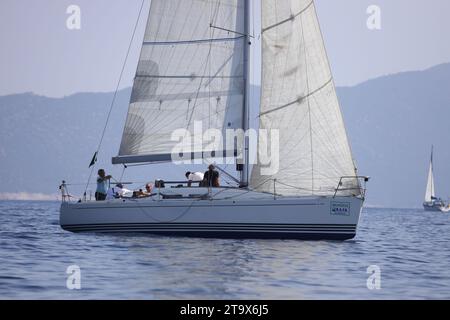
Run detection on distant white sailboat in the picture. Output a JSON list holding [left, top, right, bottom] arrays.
[[423, 146, 445, 211], [60, 0, 368, 240]]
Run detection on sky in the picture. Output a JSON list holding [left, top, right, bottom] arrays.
[[0, 0, 450, 97]]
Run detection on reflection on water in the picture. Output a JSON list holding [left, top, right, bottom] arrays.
[[0, 201, 450, 299]]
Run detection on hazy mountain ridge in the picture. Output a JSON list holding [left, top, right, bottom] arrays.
[[0, 89, 132, 198], [338, 63, 450, 207], [1, 63, 450, 207]]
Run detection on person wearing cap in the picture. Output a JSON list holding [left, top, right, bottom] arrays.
[[202, 165, 220, 188], [185, 171, 204, 187]]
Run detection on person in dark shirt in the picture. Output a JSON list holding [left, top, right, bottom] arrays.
[[203, 164, 220, 188]]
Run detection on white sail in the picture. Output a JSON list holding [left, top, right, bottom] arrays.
[[250, 0, 359, 196], [114, 0, 245, 164], [425, 153, 435, 202]]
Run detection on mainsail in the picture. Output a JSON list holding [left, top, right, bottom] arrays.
[[114, 0, 246, 164], [425, 149, 435, 202], [250, 0, 359, 196]]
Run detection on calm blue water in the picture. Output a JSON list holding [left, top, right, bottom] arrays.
[[1, 201, 450, 299]]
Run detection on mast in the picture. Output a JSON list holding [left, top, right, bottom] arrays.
[[240, 0, 251, 187]]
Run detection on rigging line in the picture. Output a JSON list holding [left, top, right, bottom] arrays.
[[132, 197, 202, 223], [84, 0, 146, 194], [119, 164, 127, 182], [224, 178, 277, 200], [210, 25, 255, 38], [204, 158, 240, 185]]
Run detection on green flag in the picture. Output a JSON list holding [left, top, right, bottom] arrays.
[[89, 152, 98, 168]]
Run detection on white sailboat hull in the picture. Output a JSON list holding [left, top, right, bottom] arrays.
[[423, 201, 444, 212], [60, 189, 364, 240]]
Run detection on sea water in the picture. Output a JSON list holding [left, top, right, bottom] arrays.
[[0, 201, 449, 299]]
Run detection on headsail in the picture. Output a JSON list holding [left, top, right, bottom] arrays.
[[250, 0, 359, 196], [114, 0, 245, 164], [425, 148, 435, 202]]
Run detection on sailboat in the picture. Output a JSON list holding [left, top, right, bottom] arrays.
[[60, 0, 368, 240], [423, 147, 445, 211]]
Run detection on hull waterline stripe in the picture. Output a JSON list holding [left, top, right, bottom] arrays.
[[62, 227, 355, 234], [63, 227, 356, 233], [62, 224, 357, 233], [62, 223, 357, 228], [60, 229, 356, 240]]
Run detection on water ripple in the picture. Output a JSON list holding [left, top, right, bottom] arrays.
[[0, 202, 450, 299]]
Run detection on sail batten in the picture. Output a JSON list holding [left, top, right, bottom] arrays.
[[259, 78, 333, 117], [143, 35, 244, 46], [250, 0, 359, 196], [262, 0, 314, 33]]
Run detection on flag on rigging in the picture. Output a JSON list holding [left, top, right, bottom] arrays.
[[89, 152, 98, 168]]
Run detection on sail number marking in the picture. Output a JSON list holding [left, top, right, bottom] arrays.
[[330, 202, 351, 216]]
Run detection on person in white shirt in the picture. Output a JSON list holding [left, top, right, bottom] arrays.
[[185, 171, 204, 187], [106, 183, 132, 200]]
